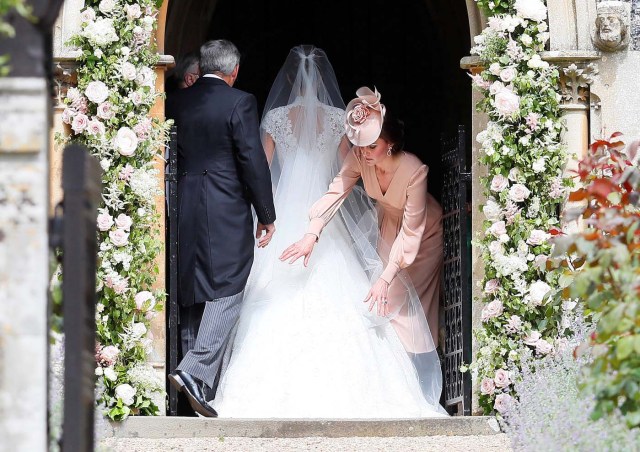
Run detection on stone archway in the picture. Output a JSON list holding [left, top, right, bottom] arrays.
[[161, 0, 484, 415]]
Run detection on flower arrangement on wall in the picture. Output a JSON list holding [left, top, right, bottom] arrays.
[[465, 0, 573, 415], [58, 0, 170, 420]]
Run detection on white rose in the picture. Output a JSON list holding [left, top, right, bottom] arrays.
[[97, 102, 114, 120], [61, 108, 75, 124], [520, 34, 533, 46], [104, 366, 118, 381], [494, 369, 512, 388], [85, 81, 109, 104], [134, 291, 156, 311], [494, 89, 521, 117], [483, 199, 502, 221], [98, 0, 117, 14], [494, 393, 514, 414], [538, 22, 548, 32], [137, 67, 155, 88], [97, 211, 114, 232], [115, 127, 138, 157], [534, 254, 548, 270], [489, 62, 502, 76], [514, 0, 547, 22], [115, 214, 133, 230], [80, 7, 96, 23], [508, 167, 521, 182], [481, 378, 496, 395], [535, 339, 553, 355], [94, 49, 104, 59], [490, 174, 509, 193], [532, 157, 546, 173], [476, 130, 489, 145], [132, 322, 147, 337], [527, 54, 549, 69], [481, 299, 504, 322], [488, 221, 507, 237], [121, 62, 137, 81], [523, 330, 542, 346], [143, 16, 155, 31], [109, 228, 129, 247], [125, 4, 142, 19], [499, 67, 517, 83], [95, 367, 104, 376], [527, 229, 549, 246], [71, 114, 89, 134], [484, 279, 500, 295], [115, 384, 136, 406], [529, 280, 551, 305], [509, 184, 531, 203]]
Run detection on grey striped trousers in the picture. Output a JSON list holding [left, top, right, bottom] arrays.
[[177, 290, 243, 390]]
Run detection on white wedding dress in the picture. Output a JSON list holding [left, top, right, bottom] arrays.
[[211, 104, 445, 418]]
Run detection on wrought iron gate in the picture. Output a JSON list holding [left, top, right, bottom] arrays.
[[166, 126, 180, 415], [441, 125, 472, 415]]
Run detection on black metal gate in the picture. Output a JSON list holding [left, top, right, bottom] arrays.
[[441, 125, 472, 415], [165, 126, 180, 416]]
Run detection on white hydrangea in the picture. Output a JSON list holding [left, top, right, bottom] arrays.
[[82, 18, 119, 47]]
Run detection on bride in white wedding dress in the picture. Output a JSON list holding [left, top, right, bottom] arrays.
[[211, 45, 447, 418]]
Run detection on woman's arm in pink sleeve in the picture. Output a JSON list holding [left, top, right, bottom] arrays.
[[307, 148, 362, 238], [380, 165, 429, 283]]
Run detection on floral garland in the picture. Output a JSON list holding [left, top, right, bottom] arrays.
[[464, 0, 574, 415], [58, 0, 170, 421]]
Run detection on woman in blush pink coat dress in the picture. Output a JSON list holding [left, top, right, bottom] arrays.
[[281, 86, 444, 357]]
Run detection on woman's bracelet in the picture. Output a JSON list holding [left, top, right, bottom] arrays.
[[304, 232, 319, 242]]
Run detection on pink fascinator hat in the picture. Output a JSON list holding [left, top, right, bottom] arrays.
[[344, 86, 386, 147]]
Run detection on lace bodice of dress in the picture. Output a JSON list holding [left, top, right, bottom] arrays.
[[261, 99, 345, 158]]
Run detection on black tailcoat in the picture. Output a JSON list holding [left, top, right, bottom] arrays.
[[167, 77, 276, 306]]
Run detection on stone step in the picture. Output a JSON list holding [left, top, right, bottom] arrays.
[[104, 416, 502, 439]]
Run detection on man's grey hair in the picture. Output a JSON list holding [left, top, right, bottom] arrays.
[[174, 51, 200, 80], [200, 40, 241, 75]]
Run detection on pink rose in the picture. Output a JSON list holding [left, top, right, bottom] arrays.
[[87, 118, 106, 137], [484, 279, 500, 295], [481, 378, 496, 395], [129, 91, 143, 106], [499, 67, 517, 83], [488, 221, 507, 237], [97, 102, 114, 120], [109, 228, 129, 247], [509, 183, 531, 203], [523, 330, 542, 346], [115, 214, 133, 231], [134, 291, 156, 311], [494, 369, 511, 388], [525, 112, 541, 131], [505, 315, 522, 334], [71, 113, 89, 134], [527, 229, 549, 246], [489, 81, 505, 95], [534, 254, 548, 270], [97, 211, 114, 231], [490, 174, 509, 193], [494, 89, 520, 117], [125, 4, 142, 19], [61, 108, 75, 125], [350, 103, 370, 125], [121, 62, 137, 81], [99, 345, 120, 366], [535, 339, 553, 355], [481, 299, 503, 322], [80, 7, 96, 23], [112, 278, 128, 294], [494, 393, 514, 414]]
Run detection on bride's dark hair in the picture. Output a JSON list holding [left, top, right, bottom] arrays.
[[380, 114, 405, 154]]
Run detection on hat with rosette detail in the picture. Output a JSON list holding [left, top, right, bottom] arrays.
[[344, 86, 386, 147]]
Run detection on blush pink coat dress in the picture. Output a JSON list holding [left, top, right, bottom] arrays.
[[307, 149, 444, 348]]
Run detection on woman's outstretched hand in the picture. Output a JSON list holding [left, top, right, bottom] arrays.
[[279, 234, 317, 267], [364, 278, 391, 317]]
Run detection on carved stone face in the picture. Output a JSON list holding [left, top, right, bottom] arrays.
[[597, 14, 623, 45], [592, 2, 630, 52]]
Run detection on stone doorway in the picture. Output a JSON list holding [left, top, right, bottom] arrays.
[[162, 0, 478, 415]]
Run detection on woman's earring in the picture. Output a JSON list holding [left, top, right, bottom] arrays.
[[387, 146, 393, 156]]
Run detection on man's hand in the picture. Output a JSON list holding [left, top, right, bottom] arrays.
[[256, 222, 276, 248]]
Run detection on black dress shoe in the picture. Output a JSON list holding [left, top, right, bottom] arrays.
[[168, 370, 218, 417]]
